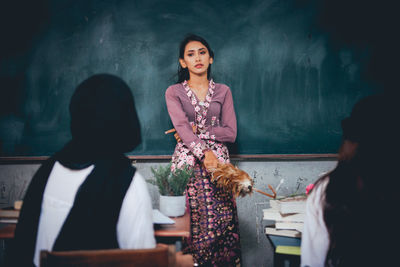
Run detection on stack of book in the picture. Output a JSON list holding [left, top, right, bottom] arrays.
[[264, 195, 307, 238], [0, 208, 19, 224], [0, 200, 22, 224]]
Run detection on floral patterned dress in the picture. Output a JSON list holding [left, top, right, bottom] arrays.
[[165, 80, 241, 266]]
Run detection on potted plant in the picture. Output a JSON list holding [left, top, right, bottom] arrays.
[[148, 163, 193, 217]]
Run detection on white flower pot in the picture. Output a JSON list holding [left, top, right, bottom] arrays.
[[159, 195, 186, 217]]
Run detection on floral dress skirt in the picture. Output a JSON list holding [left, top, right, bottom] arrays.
[[171, 140, 241, 267]]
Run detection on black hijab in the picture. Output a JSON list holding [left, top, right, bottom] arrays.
[[7, 74, 142, 266], [59, 73, 141, 167]]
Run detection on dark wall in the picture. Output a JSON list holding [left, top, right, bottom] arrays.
[[0, 0, 382, 156]]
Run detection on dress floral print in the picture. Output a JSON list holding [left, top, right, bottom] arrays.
[[168, 80, 241, 267], [171, 80, 230, 172]]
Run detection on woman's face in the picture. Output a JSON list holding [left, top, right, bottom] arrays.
[[179, 41, 213, 79]]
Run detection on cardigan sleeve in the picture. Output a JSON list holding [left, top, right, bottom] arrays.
[[165, 85, 208, 160], [207, 86, 237, 143]]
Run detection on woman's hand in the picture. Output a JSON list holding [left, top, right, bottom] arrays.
[[203, 150, 218, 172]]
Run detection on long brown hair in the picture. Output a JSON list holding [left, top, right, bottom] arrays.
[[177, 34, 214, 83], [314, 94, 398, 266]]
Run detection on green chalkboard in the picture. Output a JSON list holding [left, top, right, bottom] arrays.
[[0, 0, 377, 156]]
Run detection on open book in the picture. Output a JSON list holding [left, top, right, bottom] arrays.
[[152, 209, 175, 224]]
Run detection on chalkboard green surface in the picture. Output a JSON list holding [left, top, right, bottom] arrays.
[[0, 0, 377, 157]]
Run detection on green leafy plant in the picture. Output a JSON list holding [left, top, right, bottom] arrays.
[[148, 163, 193, 196]]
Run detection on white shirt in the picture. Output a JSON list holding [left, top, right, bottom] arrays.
[[301, 178, 329, 267], [33, 161, 156, 266]]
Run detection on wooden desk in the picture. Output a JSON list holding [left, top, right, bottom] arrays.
[[154, 212, 190, 244], [0, 212, 190, 241], [0, 224, 16, 240], [0, 217, 189, 267]]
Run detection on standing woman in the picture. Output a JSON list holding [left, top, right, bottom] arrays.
[[165, 34, 241, 266]]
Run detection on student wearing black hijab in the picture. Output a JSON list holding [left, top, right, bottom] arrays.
[[7, 74, 156, 266]]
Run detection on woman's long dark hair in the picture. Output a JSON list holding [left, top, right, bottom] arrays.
[[177, 34, 214, 83], [314, 95, 399, 266]]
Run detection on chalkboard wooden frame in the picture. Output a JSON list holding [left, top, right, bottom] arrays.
[[0, 154, 337, 164]]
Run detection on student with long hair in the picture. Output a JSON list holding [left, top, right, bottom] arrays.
[[301, 94, 398, 267], [165, 34, 241, 266]]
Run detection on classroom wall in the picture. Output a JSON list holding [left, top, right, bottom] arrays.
[[1, 0, 397, 265], [0, 159, 337, 267]]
